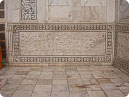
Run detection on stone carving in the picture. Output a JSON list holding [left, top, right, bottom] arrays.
[[115, 24, 129, 73], [8, 23, 113, 63], [20, 32, 106, 56], [21, 0, 37, 20]]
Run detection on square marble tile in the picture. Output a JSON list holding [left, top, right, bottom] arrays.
[[1, 84, 19, 91], [87, 91, 107, 97], [52, 84, 69, 92], [86, 85, 102, 91], [53, 79, 67, 84], [105, 90, 125, 97], [97, 78, 113, 84], [0, 91, 14, 97], [53, 74, 67, 80], [21, 79, 37, 85], [68, 79, 83, 85], [17, 85, 35, 91], [15, 71, 29, 75], [34, 85, 52, 92], [51, 92, 69, 97], [100, 84, 119, 91], [69, 84, 86, 92], [37, 79, 53, 85], [12, 91, 32, 97], [70, 91, 90, 97], [32, 91, 51, 97]]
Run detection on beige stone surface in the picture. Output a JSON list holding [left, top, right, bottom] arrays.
[[0, 66, 128, 97]]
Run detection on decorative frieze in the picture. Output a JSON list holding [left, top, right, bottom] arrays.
[[8, 23, 113, 63]]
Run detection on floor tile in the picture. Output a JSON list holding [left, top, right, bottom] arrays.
[[0, 91, 14, 97], [1, 84, 19, 91], [53, 79, 67, 84], [97, 78, 113, 84], [105, 90, 125, 97], [31, 91, 51, 97], [51, 92, 69, 97], [87, 91, 107, 97], [100, 84, 119, 91], [34, 85, 52, 92], [37, 79, 53, 85], [12, 91, 32, 97], [70, 91, 90, 97], [21, 79, 37, 85], [86, 85, 102, 91], [52, 84, 69, 92], [17, 85, 35, 91]]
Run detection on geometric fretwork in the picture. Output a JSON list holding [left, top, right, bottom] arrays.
[[21, 0, 37, 20]]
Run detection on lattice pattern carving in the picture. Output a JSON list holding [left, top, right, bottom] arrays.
[[21, 0, 37, 20]]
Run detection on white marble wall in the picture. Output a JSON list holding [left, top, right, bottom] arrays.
[[5, 0, 116, 23], [5, 0, 116, 65]]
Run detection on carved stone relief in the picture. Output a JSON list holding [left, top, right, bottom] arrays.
[[115, 24, 129, 73], [20, 31, 106, 56], [21, 0, 37, 20], [8, 23, 113, 63]]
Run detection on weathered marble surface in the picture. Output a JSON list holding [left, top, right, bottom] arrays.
[[7, 23, 113, 64], [20, 31, 106, 56], [115, 24, 129, 74], [119, 0, 129, 22], [5, 0, 116, 23]]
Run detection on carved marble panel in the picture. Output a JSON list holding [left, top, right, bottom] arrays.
[[21, 0, 37, 20], [115, 24, 129, 74], [8, 23, 113, 63], [20, 31, 106, 56], [117, 32, 129, 60]]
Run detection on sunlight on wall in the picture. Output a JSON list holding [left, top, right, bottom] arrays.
[[126, 0, 129, 3], [0, 94, 3, 97], [126, 94, 129, 97], [0, 0, 3, 3]]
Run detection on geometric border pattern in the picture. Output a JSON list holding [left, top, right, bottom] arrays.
[[114, 23, 129, 74], [8, 23, 113, 63]]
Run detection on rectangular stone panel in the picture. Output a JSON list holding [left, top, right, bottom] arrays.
[[81, 0, 106, 6], [8, 23, 113, 63], [48, 6, 72, 21], [19, 31, 106, 56], [48, 0, 72, 5], [117, 32, 129, 60]]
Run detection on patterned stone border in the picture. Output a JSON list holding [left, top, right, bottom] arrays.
[[8, 23, 113, 63]]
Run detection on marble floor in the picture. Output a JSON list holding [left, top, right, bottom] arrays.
[[0, 65, 129, 97]]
